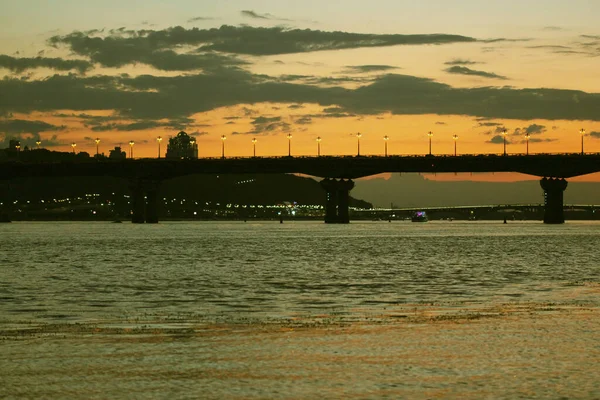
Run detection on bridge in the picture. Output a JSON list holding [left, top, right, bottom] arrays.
[[1, 153, 599, 224]]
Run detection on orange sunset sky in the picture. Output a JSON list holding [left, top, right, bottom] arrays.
[[1, 0, 599, 181]]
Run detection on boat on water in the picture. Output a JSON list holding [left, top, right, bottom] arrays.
[[411, 211, 428, 222]]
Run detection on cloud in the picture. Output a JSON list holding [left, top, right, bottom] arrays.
[[445, 66, 508, 80], [0, 133, 62, 148], [589, 131, 600, 138], [247, 116, 291, 134], [444, 59, 480, 66], [240, 10, 293, 21], [0, 55, 92, 73], [487, 135, 510, 144], [295, 116, 313, 125], [0, 119, 66, 135], [187, 16, 214, 23], [528, 137, 557, 143], [542, 26, 564, 31], [435, 121, 446, 125], [241, 10, 270, 19], [478, 121, 502, 127], [2, 71, 600, 125], [0, 119, 65, 148], [480, 38, 531, 43], [48, 30, 247, 71], [49, 25, 477, 59], [343, 65, 399, 74], [528, 45, 570, 50], [524, 123, 546, 135], [90, 121, 167, 132]]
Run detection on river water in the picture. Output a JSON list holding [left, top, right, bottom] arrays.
[[1, 221, 599, 399]]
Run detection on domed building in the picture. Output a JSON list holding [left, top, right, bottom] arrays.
[[165, 131, 198, 159]]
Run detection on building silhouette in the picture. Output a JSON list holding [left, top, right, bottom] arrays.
[[109, 146, 126, 159], [166, 131, 198, 159]]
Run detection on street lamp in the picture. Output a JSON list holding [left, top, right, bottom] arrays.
[[252, 138, 257, 157], [287, 133, 292, 156], [525, 133, 531, 155], [221, 135, 226, 158], [580, 128, 586, 155], [356, 132, 362, 156], [316, 136, 321, 156], [452, 134, 459, 156], [157, 136, 162, 158], [129, 140, 134, 159], [383, 135, 389, 157], [71, 142, 76, 154], [502, 129, 507, 156], [15, 143, 21, 152], [95, 138, 100, 156], [427, 131, 433, 155], [36, 140, 41, 149]]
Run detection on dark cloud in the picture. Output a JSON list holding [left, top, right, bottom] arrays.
[[49, 25, 476, 60], [0, 119, 65, 148], [2, 71, 600, 125], [48, 30, 247, 71], [524, 124, 546, 134], [478, 121, 502, 127], [343, 65, 398, 74], [241, 10, 270, 19], [247, 115, 291, 134], [0, 132, 62, 148], [0, 119, 66, 135], [528, 137, 557, 143], [589, 131, 600, 138], [0, 55, 92, 73], [480, 38, 531, 43], [287, 104, 304, 109], [295, 116, 313, 125], [435, 121, 446, 125], [528, 45, 570, 50], [444, 59, 480, 66], [252, 116, 281, 124], [542, 26, 564, 31], [187, 16, 214, 23], [445, 66, 508, 80], [487, 135, 511, 144], [91, 121, 166, 132], [581, 35, 600, 40], [240, 10, 294, 21]]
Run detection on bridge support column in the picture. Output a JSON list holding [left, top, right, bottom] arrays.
[[320, 178, 355, 223], [0, 181, 12, 223], [540, 177, 568, 224], [130, 179, 162, 223], [130, 180, 146, 224], [145, 183, 160, 224]]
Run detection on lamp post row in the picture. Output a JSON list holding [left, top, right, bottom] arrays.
[[58, 128, 591, 158]]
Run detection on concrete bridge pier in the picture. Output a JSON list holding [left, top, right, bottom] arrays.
[[145, 183, 160, 224], [129, 179, 162, 223], [320, 178, 355, 223], [0, 181, 11, 222], [540, 177, 568, 224]]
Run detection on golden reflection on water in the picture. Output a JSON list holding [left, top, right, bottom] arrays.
[[2, 301, 599, 399]]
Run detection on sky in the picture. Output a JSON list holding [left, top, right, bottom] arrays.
[[1, 0, 599, 181]]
